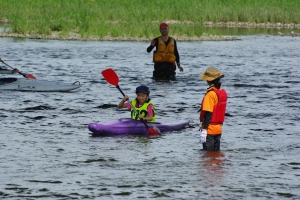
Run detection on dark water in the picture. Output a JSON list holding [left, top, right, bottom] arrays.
[[0, 35, 300, 199]]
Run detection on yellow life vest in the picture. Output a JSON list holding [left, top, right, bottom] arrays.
[[153, 36, 176, 63], [130, 99, 156, 122]]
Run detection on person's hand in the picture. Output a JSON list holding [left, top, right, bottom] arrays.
[[138, 114, 144, 120], [123, 95, 129, 102], [178, 65, 183, 72], [199, 129, 207, 144], [12, 68, 19, 73], [151, 39, 156, 46]]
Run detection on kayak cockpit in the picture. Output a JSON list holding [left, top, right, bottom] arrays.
[[0, 78, 17, 85]]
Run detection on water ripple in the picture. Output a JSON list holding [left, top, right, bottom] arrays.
[[0, 36, 300, 199]]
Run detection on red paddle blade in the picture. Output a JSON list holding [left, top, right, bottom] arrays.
[[25, 74, 37, 80], [148, 127, 161, 138], [101, 68, 119, 86]]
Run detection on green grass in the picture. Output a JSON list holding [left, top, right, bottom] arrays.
[[0, 0, 299, 39]]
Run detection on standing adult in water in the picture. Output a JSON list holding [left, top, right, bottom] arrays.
[[199, 67, 227, 151], [146, 22, 183, 80]]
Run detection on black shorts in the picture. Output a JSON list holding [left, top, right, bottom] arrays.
[[153, 62, 176, 80]]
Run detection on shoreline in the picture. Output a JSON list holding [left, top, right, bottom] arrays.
[[203, 21, 300, 28], [0, 32, 241, 41], [1, 21, 299, 41]]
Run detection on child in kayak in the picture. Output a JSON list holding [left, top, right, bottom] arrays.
[[118, 85, 156, 122]]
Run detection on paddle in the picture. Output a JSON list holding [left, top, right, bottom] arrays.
[[0, 58, 36, 80], [101, 68, 161, 137]]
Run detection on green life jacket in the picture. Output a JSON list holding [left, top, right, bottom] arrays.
[[130, 99, 156, 122]]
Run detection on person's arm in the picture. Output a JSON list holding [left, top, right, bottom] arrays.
[[201, 111, 212, 129], [201, 91, 215, 128], [147, 38, 157, 53], [118, 95, 129, 108], [0, 67, 19, 74], [174, 40, 180, 64], [0, 69, 13, 74], [199, 111, 211, 144], [174, 40, 183, 72]]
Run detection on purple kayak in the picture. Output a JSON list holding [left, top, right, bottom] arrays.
[[88, 118, 190, 136]]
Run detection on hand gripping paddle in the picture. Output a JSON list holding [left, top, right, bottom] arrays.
[[101, 68, 161, 138], [0, 58, 36, 80]]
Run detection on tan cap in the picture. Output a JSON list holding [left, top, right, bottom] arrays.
[[201, 67, 224, 81]]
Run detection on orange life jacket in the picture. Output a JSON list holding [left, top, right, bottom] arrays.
[[153, 36, 176, 63]]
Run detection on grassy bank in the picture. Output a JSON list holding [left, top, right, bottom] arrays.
[[0, 0, 299, 40]]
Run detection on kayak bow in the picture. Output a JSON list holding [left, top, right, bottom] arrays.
[[0, 77, 81, 92]]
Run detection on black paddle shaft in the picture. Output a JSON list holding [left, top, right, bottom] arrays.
[[1, 59, 29, 77], [116, 85, 126, 97]]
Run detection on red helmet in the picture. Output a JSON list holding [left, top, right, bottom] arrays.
[[159, 22, 169, 28]]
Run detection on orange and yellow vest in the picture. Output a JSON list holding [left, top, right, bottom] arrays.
[[153, 36, 176, 64]]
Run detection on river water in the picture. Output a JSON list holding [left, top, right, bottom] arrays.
[[0, 35, 300, 200]]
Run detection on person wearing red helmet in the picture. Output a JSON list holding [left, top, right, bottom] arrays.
[[146, 22, 183, 81], [118, 85, 156, 122]]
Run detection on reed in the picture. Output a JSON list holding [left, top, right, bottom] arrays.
[[0, 0, 299, 39]]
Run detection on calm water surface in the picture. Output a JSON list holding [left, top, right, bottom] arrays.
[[0, 35, 300, 199]]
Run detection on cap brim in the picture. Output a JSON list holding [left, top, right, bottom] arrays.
[[201, 74, 224, 81]]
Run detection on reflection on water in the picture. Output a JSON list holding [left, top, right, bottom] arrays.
[[201, 151, 225, 174], [203, 26, 299, 36], [197, 151, 226, 198]]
